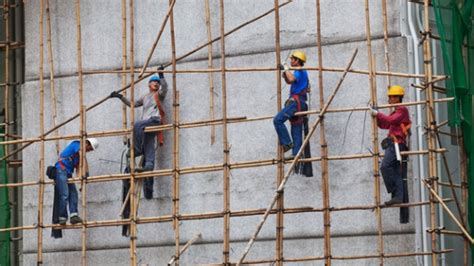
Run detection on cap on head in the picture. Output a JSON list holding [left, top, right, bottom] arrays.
[[291, 51, 307, 63], [149, 75, 161, 83], [86, 138, 99, 151], [387, 85, 405, 96]]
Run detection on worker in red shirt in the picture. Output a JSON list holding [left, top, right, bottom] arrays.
[[370, 85, 411, 206]]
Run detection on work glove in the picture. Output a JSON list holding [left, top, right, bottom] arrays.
[[157, 65, 165, 79], [110, 91, 123, 99], [368, 104, 378, 116], [278, 63, 289, 71]]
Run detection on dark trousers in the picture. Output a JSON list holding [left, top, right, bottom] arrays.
[[133, 116, 161, 169], [381, 141, 407, 200]]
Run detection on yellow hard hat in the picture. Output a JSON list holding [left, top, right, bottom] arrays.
[[388, 85, 405, 96], [291, 51, 307, 63]]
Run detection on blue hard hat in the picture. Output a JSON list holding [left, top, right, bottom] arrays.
[[149, 75, 161, 83]]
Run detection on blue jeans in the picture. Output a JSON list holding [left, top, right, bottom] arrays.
[[381, 141, 407, 200], [273, 98, 306, 155], [133, 116, 161, 169], [55, 168, 78, 219]]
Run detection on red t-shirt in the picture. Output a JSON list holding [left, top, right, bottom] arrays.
[[376, 106, 411, 144]]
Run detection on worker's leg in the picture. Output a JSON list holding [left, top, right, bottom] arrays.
[[142, 117, 161, 169], [290, 123, 303, 156], [132, 119, 149, 156], [273, 100, 298, 147], [381, 144, 402, 200], [55, 168, 69, 223], [68, 183, 78, 217]]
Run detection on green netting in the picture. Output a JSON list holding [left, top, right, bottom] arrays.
[[0, 128, 10, 266], [432, 0, 474, 261]]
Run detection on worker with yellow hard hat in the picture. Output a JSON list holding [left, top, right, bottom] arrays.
[[273, 51, 310, 161], [369, 85, 411, 208]]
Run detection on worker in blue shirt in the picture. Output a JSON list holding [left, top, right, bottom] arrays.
[[55, 138, 98, 225], [274, 51, 309, 159]]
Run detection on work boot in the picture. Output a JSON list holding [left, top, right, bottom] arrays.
[[384, 197, 403, 206], [59, 217, 67, 225], [135, 165, 153, 173], [70, 215, 83, 225]]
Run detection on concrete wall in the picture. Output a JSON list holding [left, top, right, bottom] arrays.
[[23, 0, 417, 265]]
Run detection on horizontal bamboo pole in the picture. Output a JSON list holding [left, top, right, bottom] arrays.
[[438, 181, 463, 188], [0, 148, 447, 189]]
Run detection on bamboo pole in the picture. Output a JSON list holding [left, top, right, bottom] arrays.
[[74, 0, 87, 263], [458, 134, 469, 266], [45, 0, 60, 155], [128, 0, 138, 264], [3, 0, 9, 159], [381, 0, 391, 87], [204, 0, 216, 145], [315, 0, 331, 264], [422, 0, 439, 263], [138, 0, 176, 78], [167, 233, 202, 265], [121, 0, 128, 144], [272, 0, 284, 264], [0, 0, 293, 162], [364, 1, 384, 263], [218, 0, 230, 263], [36, 1, 46, 264], [168, 0, 181, 263], [238, 49, 358, 264]]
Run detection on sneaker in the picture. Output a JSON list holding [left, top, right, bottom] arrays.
[[70, 215, 83, 224], [282, 143, 293, 152], [59, 217, 67, 225], [384, 198, 403, 206], [284, 152, 295, 160]]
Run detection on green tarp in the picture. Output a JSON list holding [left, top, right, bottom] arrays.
[[0, 128, 10, 266]]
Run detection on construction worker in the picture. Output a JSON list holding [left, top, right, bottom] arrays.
[[55, 138, 98, 225], [110, 68, 167, 199], [273, 51, 309, 159], [370, 85, 411, 206]]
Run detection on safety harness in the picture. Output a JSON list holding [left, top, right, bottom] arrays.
[[57, 153, 79, 171], [289, 89, 308, 125], [390, 122, 411, 145], [153, 92, 166, 146]]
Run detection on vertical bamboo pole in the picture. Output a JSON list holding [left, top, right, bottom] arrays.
[[316, 0, 331, 264], [364, 1, 384, 264], [121, 0, 128, 144], [272, 0, 283, 265], [36, 1, 45, 264], [381, 0, 391, 87], [45, 0, 60, 155], [204, 0, 216, 145], [168, 0, 181, 263], [218, 0, 230, 263], [3, 0, 9, 157], [74, 1, 87, 264], [128, 0, 138, 264], [459, 134, 468, 266], [422, 1, 438, 264]]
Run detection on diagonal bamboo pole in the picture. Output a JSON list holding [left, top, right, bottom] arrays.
[[218, 0, 230, 263], [272, 0, 284, 265], [0, 0, 293, 162], [237, 49, 358, 265], [315, 0, 331, 264], [204, 0, 216, 145], [36, 1, 46, 264], [167, 233, 202, 265], [138, 0, 176, 78]]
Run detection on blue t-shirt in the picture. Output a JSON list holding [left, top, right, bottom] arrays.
[[55, 140, 81, 174], [290, 69, 309, 101]]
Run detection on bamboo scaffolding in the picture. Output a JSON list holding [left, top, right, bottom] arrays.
[[121, 0, 128, 145], [0, 0, 293, 162], [168, 0, 180, 263], [218, 1, 230, 263], [204, 0, 216, 145], [458, 133, 469, 265], [0, 96, 456, 147], [1, 197, 453, 234], [167, 233, 202, 265], [238, 49, 358, 265], [273, 0, 284, 264], [138, 0, 176, 78], [315, 0, 331, 264], [3, 0, 9, 160], [36, 1, 46, 264], [381, 0, 391, 87]]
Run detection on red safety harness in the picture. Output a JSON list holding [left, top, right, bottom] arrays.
[[153, 92, 166, 146], [58, 153, 80, 171], [289, 89, 307, 125]]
